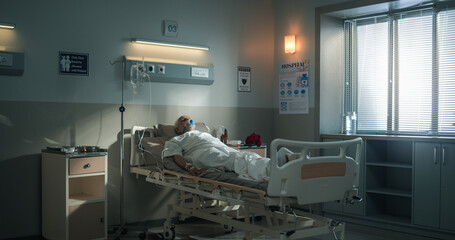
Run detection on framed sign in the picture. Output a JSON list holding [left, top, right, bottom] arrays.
[[58, 51, 89, 76], [237, 66, 251, 92], [163, 20, 178, 37], [278, 60, 309, 114]]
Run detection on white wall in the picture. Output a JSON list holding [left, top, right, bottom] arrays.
[[0, 0, 275, 108], [272, 0, 350, 141], [0, 0, 276, 238]]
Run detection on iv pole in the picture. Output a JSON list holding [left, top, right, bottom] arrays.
[[109, 56, 127, 236], [110, 56, 152, 239]]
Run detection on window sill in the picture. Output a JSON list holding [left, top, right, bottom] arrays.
[[320, 133, 455, 142]]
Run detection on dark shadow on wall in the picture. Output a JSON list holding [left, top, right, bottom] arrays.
[[0, 154, 42, 239]]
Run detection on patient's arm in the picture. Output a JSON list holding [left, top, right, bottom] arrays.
[[172, 155, 205, 175]]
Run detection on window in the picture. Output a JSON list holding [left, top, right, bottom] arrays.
[[344, 6, 455, 135]]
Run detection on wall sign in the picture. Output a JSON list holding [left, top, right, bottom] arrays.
[[191, 67, 209, 78], [278, 60, 309, 114], [59, 51, 89, 76], [237, 66, 251, 92], [163, 20, 178, 37]]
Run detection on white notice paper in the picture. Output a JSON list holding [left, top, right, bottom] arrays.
[[278, 60, 309, 114], [238, 66, 251, 92]]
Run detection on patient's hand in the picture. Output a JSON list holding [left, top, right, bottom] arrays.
[[187, 165, 206, 176]]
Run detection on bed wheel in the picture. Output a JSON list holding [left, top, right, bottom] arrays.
[[223, 224, 234, 233], [163, 228, 175, 240]]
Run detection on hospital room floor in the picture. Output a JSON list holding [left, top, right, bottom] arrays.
[[109, 220, 438, 240]]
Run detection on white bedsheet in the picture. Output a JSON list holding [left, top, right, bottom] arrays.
[[163, 130, 281, 181]]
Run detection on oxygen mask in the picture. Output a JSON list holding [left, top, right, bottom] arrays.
[[183, 119, 195, 133]]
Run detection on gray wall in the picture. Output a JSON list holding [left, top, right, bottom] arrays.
[[0, 0, 275, 107], [0, 0, 353, 238], [319, 14, 345, 134], [272, 0, 351, 141]]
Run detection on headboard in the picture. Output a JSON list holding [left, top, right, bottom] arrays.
[[129, 123, 210, 167]]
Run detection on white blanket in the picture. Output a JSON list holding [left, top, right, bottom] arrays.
[[163, 130, 273, 181]]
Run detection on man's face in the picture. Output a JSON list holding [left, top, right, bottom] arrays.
[[176, 115, 194, 134]]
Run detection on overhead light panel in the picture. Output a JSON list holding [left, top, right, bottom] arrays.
[[131, 38, 209, 51], [0, 22, 15, 30]]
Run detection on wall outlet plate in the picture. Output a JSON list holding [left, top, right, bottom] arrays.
[[158, 64, 165, 74], [146, 64, 155, 73], [0, 51, 24, 76], [0, 53, 13, 66]]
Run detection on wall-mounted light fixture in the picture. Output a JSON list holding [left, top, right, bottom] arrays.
[[131, 38, 209, 51], [284, 35, 295, 54], [0, 22, 15, 30]]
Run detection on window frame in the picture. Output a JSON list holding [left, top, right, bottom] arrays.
[[343, 5, 455, 136]]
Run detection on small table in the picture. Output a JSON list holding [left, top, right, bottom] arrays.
[[233, 145, 267, 157]]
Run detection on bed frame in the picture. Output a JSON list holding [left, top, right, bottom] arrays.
[[128, 125, 363, 240]]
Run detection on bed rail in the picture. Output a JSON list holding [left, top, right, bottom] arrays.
[[268, 137, 363, 205]]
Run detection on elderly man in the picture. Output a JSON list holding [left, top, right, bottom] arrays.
[[163, 115, 289, 181]]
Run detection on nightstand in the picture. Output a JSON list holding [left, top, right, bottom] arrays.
[[233, 145, 267, 157], [42, 148, 107, 240]]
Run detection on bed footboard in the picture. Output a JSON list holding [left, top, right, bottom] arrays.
[[267, 137, 363, 205]]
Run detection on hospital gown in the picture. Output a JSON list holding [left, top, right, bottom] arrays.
[[163, 130, 285, 181]]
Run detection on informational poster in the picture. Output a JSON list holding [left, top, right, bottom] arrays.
[[237, 66, 251, 92], [59, 51, 89, 76], [279, 60, 309, 114]]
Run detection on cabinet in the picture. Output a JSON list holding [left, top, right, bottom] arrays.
[[364, 140, 413, 224], [42, 151, 107, 240], [233, 145, 267, 157], [321, 135, 455, 239], [414, 142, 455, 231]]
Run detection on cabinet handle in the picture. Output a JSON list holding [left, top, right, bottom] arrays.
[[442, 147, 446, 165], [434, 147, 438, 164], [83, 163, 91, 169]]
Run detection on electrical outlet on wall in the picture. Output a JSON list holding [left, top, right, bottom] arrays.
[[158, 64, 165, 74], [0, 53, 13, 66], [147, 64, 155, 73]]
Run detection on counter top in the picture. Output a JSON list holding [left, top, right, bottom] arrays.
[[321, 134, 455, 142]]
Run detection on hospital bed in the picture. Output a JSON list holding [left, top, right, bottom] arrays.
[[127, 123, 363, 240]]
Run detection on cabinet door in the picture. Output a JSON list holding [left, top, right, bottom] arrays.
[[440, 143, 455, 231], [414, 142, 440, 228], [69, 202, 105, 240]]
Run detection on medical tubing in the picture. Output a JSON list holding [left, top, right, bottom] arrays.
[[136, 129, 163, 170], [137, 129, 148, 167]]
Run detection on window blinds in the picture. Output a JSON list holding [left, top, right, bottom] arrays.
[[345, 7, 455, 135], [356, 18, 388, 132], [396, 11, 433, 133]]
